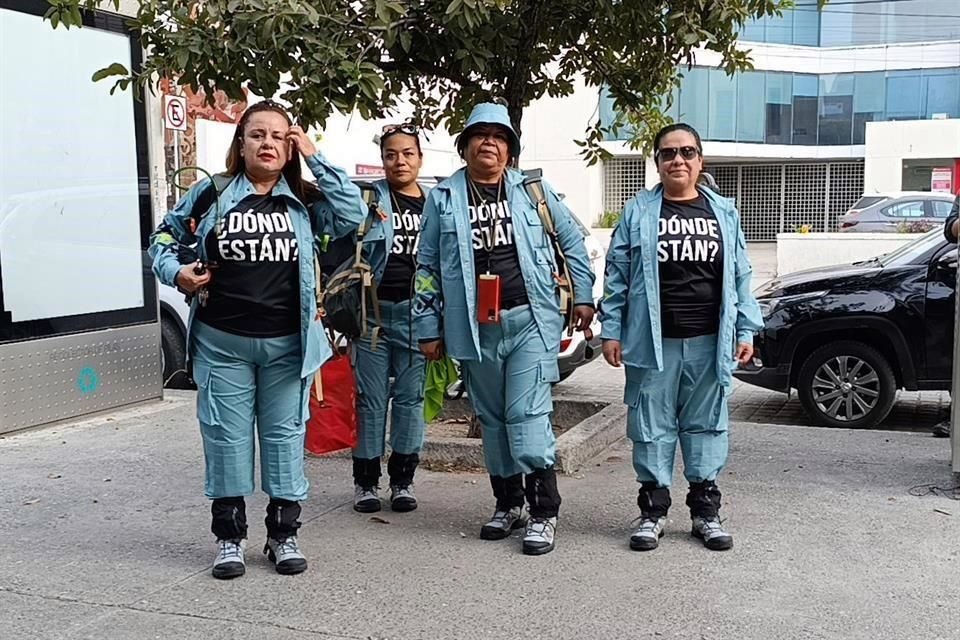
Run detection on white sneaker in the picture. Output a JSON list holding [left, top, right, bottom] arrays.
[[212, 538, 245, 579], [691, 516, 733, 551], [522, 516, 557, 555], [354, 485, 381, 513], [390, 484, 418, 512], [480, 506, 527, 540], [264, 536, 308, 575], [629, 517, 666, 551]]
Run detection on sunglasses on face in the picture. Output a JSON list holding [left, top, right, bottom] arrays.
[[381, 123, 420, 137], [655, 146, 700, 162]]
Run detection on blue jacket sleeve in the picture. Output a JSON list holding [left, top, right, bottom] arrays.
[[600, 204, 632, 342], [148, 178, 210, 288], [733, 208, 764, 345], [305, 151, 366, 239], [412, 190, 443, 342], [544, 182, 596, 306]]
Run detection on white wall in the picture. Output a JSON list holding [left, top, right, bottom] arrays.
[[777, 232, 924, 275], [863, 119, 960, 193]]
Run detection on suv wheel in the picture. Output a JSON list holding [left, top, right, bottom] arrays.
[[797, 340, 896, 429], [161, 316, 191, 389]]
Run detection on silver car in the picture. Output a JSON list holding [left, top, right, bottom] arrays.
[[837, 192, 956, 233]]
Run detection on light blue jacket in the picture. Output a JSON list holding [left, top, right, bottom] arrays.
[[600, 185, 763, 387], [413, 167, 595, 360], [365, 179, 431, 284], [150, 152, 366, 378]]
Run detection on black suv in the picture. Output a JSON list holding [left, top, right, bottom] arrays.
[[735, 230, 955, 428]]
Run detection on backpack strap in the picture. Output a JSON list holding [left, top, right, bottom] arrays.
[[187, 172, 233, 233], [522, 176, 575, 334]]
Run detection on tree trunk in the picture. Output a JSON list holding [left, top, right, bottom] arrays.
[[467, 414, 483, 439]]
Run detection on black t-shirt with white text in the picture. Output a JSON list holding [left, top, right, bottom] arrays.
[[469, 182, 528, 308], [377, 190, 424, 302], [657, 195, 724, 338], [198, 193, 300, 337]]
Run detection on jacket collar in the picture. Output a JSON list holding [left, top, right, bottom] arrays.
[[436, 167, 525, 193]]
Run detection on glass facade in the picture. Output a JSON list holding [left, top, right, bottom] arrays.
[[741, 0, 960, 47], [602, 67, 960, 145]]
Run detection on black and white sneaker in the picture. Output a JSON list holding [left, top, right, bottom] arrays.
[[212, 538, 245, 580], [629, 516, 666, 551], [691, 516, 733, 551], [354, 485, 381, 513], [264, 536, 308, 575], [390, 485, 418, 512], [480, 506, 527, 540], [522, 516, 557, 555]]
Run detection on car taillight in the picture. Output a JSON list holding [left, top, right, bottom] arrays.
[[839, 221, 858, 230], [560, 338, 572, 352]]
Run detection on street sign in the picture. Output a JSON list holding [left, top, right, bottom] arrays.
[[931, 167, 952, 193], [164, 94, 188, 131]]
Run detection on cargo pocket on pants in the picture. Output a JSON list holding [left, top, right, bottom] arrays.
[[525, 356, 559, 417], [193, 362, 220, 426], [624, 373, 656, 443]]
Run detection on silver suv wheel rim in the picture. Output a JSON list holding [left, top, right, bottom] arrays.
[[812, 355, 880, 422]]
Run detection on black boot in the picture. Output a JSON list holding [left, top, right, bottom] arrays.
[[686, 480, 733, 551], [387, 452, 419, 512], [264, 499, 308, 574], [352, 456, 382, 513], [490, 473, 525, 511], [211, 497, 248, 541]]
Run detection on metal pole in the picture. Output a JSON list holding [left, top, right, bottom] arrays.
[[952, 227, 960, 475], [823, 163, 832, 233]]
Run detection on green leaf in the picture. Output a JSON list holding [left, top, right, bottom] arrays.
[[91, 62, 129, 82]]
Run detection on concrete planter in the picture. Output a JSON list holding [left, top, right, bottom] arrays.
[[776, 232, 925, 276], [310, 397, 627, 475], [421, 397, 626, 474]]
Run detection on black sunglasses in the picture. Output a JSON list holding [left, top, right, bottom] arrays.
[[381, 123, 420, 138], [655, 146, 700, 162]]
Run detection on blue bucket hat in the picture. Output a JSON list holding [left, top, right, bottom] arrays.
[[456, 102, 521, 158]]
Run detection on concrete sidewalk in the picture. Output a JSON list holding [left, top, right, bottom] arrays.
[[1, 393, 958, 640]]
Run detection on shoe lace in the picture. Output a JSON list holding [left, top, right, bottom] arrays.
[[218, 539, 242, 560], [697, 516, 726, 534], [527, 517, 555, 536], [274, 537, 300, 556]]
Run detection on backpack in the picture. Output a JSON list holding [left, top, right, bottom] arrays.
[[522, 174, 575, 333], [316, 183, 384, 344], [175, 173, 234, 298]]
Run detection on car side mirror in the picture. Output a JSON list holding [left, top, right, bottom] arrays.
[[937, 251, 958, 273]]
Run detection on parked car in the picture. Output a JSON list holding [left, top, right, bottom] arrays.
[[837, 192, 956, 233], [735, 229, 955, 428]]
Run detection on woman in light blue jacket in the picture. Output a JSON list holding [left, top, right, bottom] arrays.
[[351, 124, 431, 513], [413, 102, 596, 556], [601, 123, 762, 553], [150, 101, 365, 579]]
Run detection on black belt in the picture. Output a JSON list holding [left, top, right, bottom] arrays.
[[501, 297, 530, 310]]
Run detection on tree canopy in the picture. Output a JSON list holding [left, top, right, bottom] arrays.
[[47, 0, 805, 161]]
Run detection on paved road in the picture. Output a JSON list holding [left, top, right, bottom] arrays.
[[1, 393, 958, 640]]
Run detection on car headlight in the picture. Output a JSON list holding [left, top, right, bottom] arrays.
[[757, 290, 827, 319]]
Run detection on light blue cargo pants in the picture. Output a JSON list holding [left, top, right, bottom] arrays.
[[191, 321, 309, 501], [624, 333, 729, 487], [353, 299, 427, 459], [461, 305, 560, 478]]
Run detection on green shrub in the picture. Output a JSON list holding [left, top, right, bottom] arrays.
[[594, 210, 622, 228]]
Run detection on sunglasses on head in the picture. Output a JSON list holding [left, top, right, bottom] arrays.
[[656, 146, 700, 162], [381, 123, 420, 137]]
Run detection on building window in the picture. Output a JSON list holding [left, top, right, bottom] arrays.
[[922, 69, 960, 120], [852, 72, 885, 144], [738, 72, 765, 143], [708, 69, 738, 142], [885, 72, 922, 121], [677, 67, 710, 137], [792, 74, 819, 145], [818, 74, 854, 145], [765, 73, 793, 145]]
